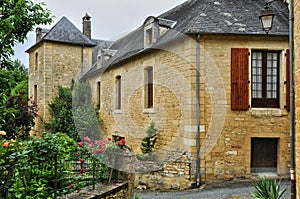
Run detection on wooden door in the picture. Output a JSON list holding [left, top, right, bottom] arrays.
[[251, 138, 278, 173]]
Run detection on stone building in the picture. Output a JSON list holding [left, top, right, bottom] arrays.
[[294, 0, 300, 198], [28, 0, 291, 189]]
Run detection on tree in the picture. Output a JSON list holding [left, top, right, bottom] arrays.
[[45, 85, 79, 141], [0, 59, 28, 96], [0, 60, 37, 140], [46, 82, 104, 142], [0, 0, 52, 69]]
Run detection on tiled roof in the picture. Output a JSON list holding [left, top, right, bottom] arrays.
[[83, 0, 289, 79], [43, 17, 96, 46], [26, 17, 96, 52]]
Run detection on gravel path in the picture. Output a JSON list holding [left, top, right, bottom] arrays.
[[136, 180, 290, 199]]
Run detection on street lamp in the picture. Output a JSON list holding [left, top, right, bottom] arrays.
[[259, 1, 275, 34]]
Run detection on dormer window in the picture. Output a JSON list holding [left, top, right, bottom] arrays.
[[143, 16, 177, 48], [145, 28, 153, 46]]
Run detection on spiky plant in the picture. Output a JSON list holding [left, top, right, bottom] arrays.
[[252, 177, 286, 199]]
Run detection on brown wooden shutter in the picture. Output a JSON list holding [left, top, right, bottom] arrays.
[[286, 49, 290, 111], [231, 48, 249, 110]]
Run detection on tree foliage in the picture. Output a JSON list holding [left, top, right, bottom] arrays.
[[46, 82, 103, 142], [45, 85, 79, 141], [0, 0, 53, 69], [0, 60, 37, 140]]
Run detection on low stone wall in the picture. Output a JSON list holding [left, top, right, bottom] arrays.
[[135, 154, 192, 190], [59, 182, 132, 199]]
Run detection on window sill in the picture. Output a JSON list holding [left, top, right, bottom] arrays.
[[249, 108, 287, 117], [114, 110, 123, 114], [143, 108, 155, 114]]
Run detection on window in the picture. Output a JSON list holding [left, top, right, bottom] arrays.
[[145, 67, 153, 108], [35, 52, 38, 71], [97, 81, 101, 109], [251, 51, 280, 108], [34, 85, 37, 104], [115, 76, 121, 110], [231, 48, 289, 111], [145, 28, 153, 46]]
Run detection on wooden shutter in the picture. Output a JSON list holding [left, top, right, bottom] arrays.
[[231, 48, 249, 110], [286, 49, 290, 111]]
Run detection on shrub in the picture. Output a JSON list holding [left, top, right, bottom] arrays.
[[140, 121, 158, 154]]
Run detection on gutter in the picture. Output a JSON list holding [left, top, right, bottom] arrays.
[[196, 34, 201, 187], [289, 0, 295, 198]]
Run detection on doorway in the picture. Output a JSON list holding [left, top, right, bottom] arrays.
[[251, 138, 278, 173]]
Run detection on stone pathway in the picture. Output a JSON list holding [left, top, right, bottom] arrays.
[[136, 179, 291, 199]]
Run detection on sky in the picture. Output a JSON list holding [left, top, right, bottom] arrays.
[[13, 0, 187, 67]]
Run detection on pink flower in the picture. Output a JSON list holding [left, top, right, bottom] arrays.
[[75, 151, 80, 156], [80, 168, 84, 173], [83, 136, 92, 143], [87, 143, 95, 148], [95, 139, 107, 147], [94, 149, 104, 154], [77, 142, 84, 148], [120, 138, 126, 145], [69, 184, 74, 189], [79, 158, 85, 164]]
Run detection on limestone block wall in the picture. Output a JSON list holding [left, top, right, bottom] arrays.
[[88, 34, 290, 185], [293, 0, 300, 198], [199, 35, 290, 181], [28, 42, 93, 134], [135, 154, 192, 190], [88, 36, 200, 155]]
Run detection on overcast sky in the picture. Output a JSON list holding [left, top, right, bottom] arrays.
[[13, 0, 187, 66]]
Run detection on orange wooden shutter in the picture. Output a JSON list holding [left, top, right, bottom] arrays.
[[231, 48, 249, 110], [286, 49, 290, 111]]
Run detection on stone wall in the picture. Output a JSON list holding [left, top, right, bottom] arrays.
[[59, 182, 131, 199], [199, 35, 290, 181], [88, 34, 290, 187], [28, 42, 93, 135], [135, 154, 192, 190], [293, 0, 300, 198]]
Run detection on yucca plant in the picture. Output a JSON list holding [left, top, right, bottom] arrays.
[[252, 177, 286, 199]]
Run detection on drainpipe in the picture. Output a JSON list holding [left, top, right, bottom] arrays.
[[289, 0, 295, 198], [196, 34, 201, 187], [81, 43, 85, 76]]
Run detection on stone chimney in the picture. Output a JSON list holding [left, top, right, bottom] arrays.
[[82, 13, 91, 39], [36, 27, 49, 43], [36, 27, 42, 43]]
